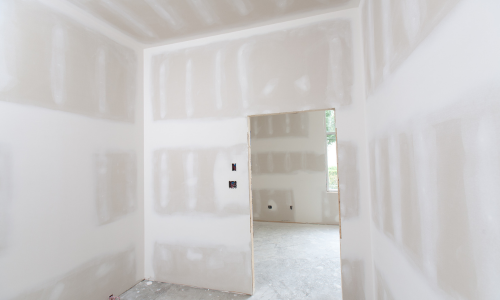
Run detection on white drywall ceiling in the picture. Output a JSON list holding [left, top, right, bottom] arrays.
[[65, 0, 360, 45]]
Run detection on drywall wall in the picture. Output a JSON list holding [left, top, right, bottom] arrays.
[[0, 0, 144, 299], [362, 0, 500, 299], [66, 0, 359, 45], [250, 110, 339, 225], [145, 7, 375, 298]]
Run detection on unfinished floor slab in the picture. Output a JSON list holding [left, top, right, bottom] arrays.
[[121, 222, 341, 299]]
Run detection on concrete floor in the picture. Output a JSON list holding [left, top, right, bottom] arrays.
[[121, 222, 341, 300]]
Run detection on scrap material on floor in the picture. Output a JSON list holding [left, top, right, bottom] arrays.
[[121, 222, 341, 300]]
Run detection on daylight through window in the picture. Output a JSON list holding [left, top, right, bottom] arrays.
[[325, 110, 338, 191]]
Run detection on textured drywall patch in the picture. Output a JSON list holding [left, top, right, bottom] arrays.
[[375, 267, 395, 300], [399, 132, 423, 267], [153, 243, 252, 294], [66, 0, 354, 44], [378, 138, 395, 238], [154, 144, 248, 215], [251, 152, 325, 174], [361, 0, 460, 95], [13, 248, 136, 300], [369, 140, 381, 229], [95, 151, 137, 225], [341, 258, 366, 300], [434, 119, 478, 299], [337, 141, 360, 219], [250, 112, 308, 138], [0, 0, 137, 122], [0, 147, 11, 251], [461, 108, 500, 298], [150, 19, 353, 120], [252, 189, 295, 222]]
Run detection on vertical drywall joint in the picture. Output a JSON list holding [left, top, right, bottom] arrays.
[[357, 1, 378, 299], [247, 116, 255, 295]]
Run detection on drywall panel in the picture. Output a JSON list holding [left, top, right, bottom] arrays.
[[0, 0, 137, 122], [251, 113, 309, 139], [13, 248, 136, 300], [0, 1, 144, 298], [337, 141, 360, 220], [66, 0, 358, 45], [252, 152, 326, 174], [363, 0, 500, 299], [361, 0, 460, 95], [95, 151, 137, 225], [375, 266, 395, 300], [153, 145, 249, 215], [250, 110, 338, 225], [145, 8, 375, 298], [149, 19, 353, 120], [153, 242, 252, 293], [0, 147, 11, 251], [341, 258, 366, 300]]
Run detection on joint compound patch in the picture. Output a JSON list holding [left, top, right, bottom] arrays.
[[95, 151, 137, 225], [341, 258, 366, 300], [150, 19, 353, 120], [0, 0, 137, 122], [153, 144, 248, 215], [153, 243, 252, 294], [337, 141, 360, 220], [13, 248, 136, 300]]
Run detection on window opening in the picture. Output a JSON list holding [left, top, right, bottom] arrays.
[[325, 110, 338, 191]]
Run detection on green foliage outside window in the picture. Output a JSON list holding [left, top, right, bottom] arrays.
[[325, 110, 336, 145], [327, 134, 336, 145], [326, 110, 337, 190], [328, 166, 338, 190]]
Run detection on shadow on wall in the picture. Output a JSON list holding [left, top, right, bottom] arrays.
[[95, 151, 137, 225], [153, 242, 252, 295], [362, 0, 461, 95], [153, 144, 248, 215], [0, 146, 11, 251], [150, 19, 353, 120], [12, 248, 136, 300], [0, 0, 137, 122]]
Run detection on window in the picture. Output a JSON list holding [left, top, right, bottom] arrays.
[[325, 110, 338, 191]]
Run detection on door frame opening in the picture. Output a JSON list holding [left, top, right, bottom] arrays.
[[246, 108, 341, 295]]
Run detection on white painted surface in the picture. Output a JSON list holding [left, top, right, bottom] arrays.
[[64, 0, 359, 45], [0, 1, 144, 298], [144, 8, 374, 298], [363, 0, 500, 299]]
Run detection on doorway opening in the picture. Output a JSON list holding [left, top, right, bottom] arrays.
[[247, 108, 342, 298]]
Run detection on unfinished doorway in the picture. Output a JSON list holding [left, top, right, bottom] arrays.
[[247, 109, 342, 299]]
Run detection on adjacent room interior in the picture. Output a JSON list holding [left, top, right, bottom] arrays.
[[0, 0, 499, 299], [249, 109, 341, 298]]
